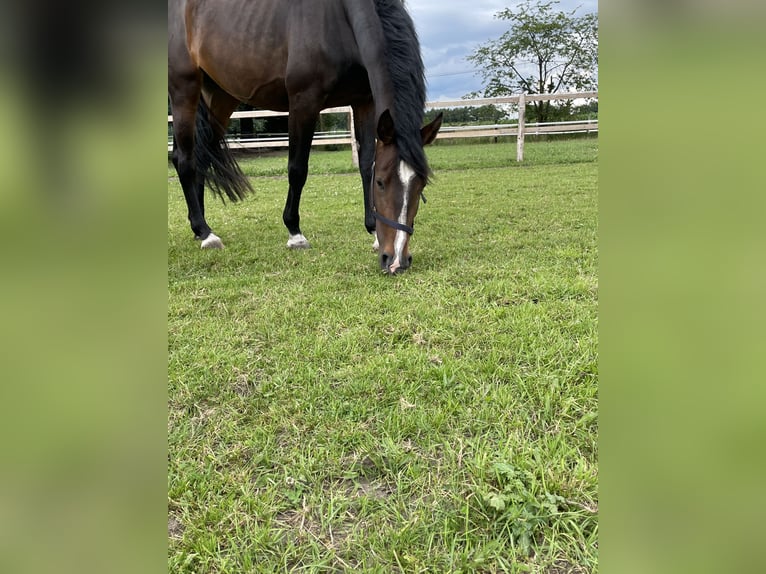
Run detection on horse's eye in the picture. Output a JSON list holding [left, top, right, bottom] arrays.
[[376, 179, 384, 189]]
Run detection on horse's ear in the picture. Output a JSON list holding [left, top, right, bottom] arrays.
[[377, 109, 396, 144], [421, 112, 443, 146]]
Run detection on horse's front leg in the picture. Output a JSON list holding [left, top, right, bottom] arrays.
[[283, 107, 318, 249], [353, 102, 378, 252], [353, 102, 377, 235]]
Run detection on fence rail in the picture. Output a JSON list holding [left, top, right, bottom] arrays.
[[167, 92, 597, 161]]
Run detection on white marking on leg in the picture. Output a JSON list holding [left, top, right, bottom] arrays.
[[287, 233, 311, 249], [372, 230, 380, 252], [200, 233, 224, 249]]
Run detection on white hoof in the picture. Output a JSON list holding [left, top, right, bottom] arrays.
[[372, 231, 380, 252], [200, 233, 224, 249], [287, 233, 311, 249]]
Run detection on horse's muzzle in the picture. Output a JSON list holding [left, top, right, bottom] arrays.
[[380, 252, 412, 274]]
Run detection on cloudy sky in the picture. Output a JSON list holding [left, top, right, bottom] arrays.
[[405, 0, 598, 101]]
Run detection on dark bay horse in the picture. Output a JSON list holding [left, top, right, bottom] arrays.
[[168, 0, 443, 273]]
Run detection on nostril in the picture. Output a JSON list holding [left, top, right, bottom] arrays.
[[406, 255, 413, 267], [380, 252, 392, 269]]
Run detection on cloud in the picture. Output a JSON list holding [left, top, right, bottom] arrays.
[[407, 0, 598, 100]]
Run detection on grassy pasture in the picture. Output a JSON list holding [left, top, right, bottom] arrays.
[[168, 138, 598, 573]]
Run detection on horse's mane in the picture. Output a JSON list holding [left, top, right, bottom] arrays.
[[374, 0, 431, 182]]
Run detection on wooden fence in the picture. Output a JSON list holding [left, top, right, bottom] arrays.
[[167, 91, 597, 162]]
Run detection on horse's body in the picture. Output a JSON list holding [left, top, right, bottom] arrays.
[[168, 0, 442, 272]]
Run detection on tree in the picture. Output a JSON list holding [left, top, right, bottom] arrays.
[[467, 0, 597, 123]]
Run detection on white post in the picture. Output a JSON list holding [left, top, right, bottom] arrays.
[[349, 108, 359, 167], [516, 92, 526, 162]]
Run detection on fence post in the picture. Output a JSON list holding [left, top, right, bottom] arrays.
[[349, 108, 359, 167], [516, 92, 525, 162]]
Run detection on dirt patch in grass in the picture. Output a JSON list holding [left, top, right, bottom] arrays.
[[168, 512, 184, 540], [546, 558, 590, 574], [275, 508, 356, 556], [275, 508, 322, 540], [230, 367, 266, 397], [338, 477, 391, 500]]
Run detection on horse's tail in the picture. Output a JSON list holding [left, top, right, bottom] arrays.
[[194, 99, 252, 202]]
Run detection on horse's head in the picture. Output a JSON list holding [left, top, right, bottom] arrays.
[[372, 110, 442, 274]]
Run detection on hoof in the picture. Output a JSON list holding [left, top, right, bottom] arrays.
[[287, 233, 311, 249], [200, 233, 224, 249]]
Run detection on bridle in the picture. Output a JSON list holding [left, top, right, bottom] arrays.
[[373, 210, 416, 236], [369, 161, 426, 236]]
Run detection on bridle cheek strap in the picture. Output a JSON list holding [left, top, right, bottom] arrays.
[[373, 211, 414, 235]]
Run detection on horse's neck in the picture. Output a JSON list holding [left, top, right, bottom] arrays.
[[342, 0, 396, 117], [370, 73, 397, 121]]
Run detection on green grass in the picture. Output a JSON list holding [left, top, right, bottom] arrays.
[[168, 138, 598, 573]]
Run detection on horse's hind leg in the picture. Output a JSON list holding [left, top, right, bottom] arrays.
[[283, 105, 319, 249], [169, 75, 221, 247], [170, 76, 241, 249], [195, 82, 240, 247]]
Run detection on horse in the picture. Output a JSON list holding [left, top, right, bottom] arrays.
[[168, 0, 443, 274]]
